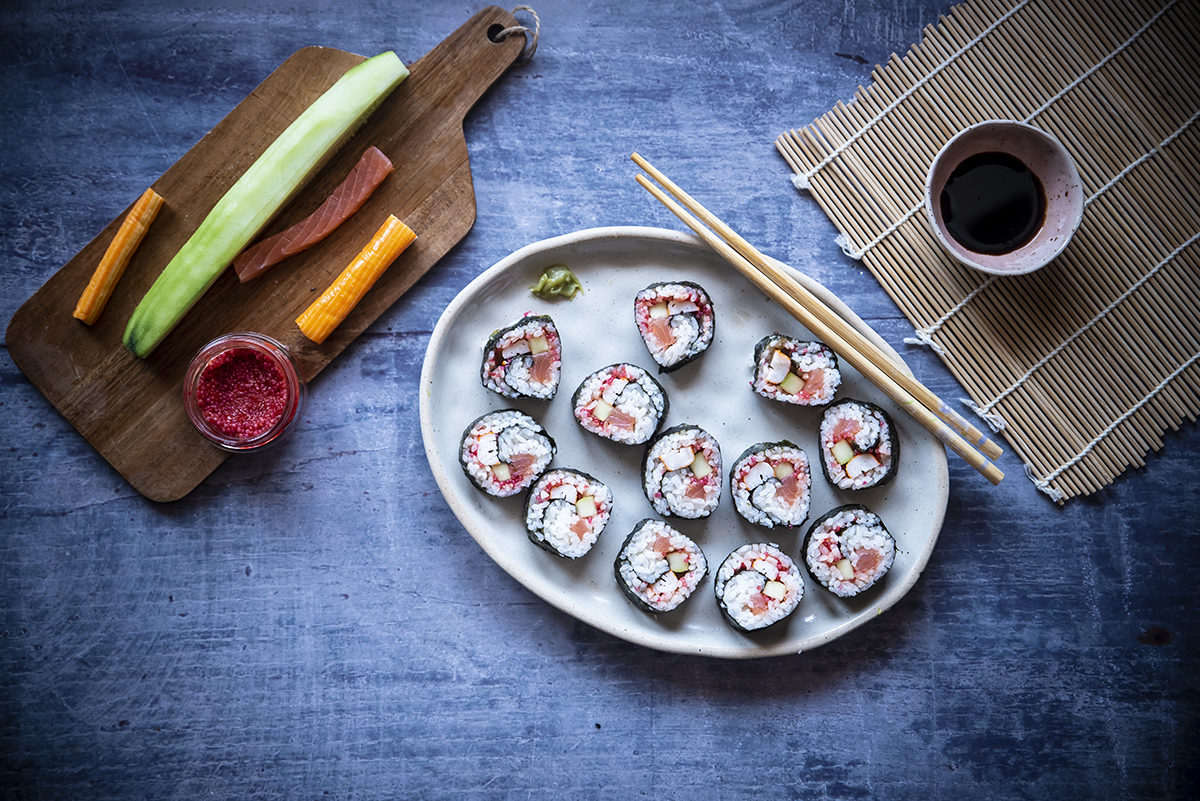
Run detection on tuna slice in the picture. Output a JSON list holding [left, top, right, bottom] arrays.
[[233, 146, 395, 282]]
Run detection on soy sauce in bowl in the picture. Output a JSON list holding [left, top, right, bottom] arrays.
[[925, 120, 1082, 276], [940, 152, 1046, 256]]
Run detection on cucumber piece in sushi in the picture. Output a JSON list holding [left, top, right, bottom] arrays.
[[818, 398, 900, 490], [729, 441, 812, 529], [642, 424, 723, 519], [633, 281, 716, 372], [572, 363, 668, 445], [714, 543, 804, 632], [481, 314, 562, 400], [459, 410, 555, 498], [751, 334, 841, 406], [523, 468, 613, 558], [614, 519, 708, 614], [803, 504, 896, 597]]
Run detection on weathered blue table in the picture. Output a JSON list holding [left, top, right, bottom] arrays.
[[2, 1, 1195, 798]]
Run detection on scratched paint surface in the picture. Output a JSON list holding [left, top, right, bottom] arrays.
[[1, 0, 1197, 798]]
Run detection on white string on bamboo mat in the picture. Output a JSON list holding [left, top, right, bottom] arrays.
[[791, 0, 1032, 192], [1027, 348, 1200, 502], [906, 107, 1200, 358], [903, 277, 996, 355], [832, 0, 1179, 264], [964, 229, 1200, 431]]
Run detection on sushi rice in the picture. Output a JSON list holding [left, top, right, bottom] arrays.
[[803, 504, 896, 597], [729, 441, 812, 528], [751, 334, 841, 406], [480, 314, 562, 400], [818, 398, 899, 490], [523, 468, 613, 558], [572, 363, 668, 445], [614, 519, 708, 613], [642, 425, 723, 519], [714, 543, 804, 631], [459, 410, 555, 498], [633, 281, 716, 372]]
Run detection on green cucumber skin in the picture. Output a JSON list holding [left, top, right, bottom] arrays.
[[123, 51, 408, 358]]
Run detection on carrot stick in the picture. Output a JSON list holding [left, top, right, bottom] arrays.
[[73, 187, 164, 325], [296, 214, 416, 344]]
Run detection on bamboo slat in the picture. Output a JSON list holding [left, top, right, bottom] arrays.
[[775, 0, 1200, 501]]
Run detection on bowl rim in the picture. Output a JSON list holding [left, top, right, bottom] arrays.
[[924, 119, 1084, 276]]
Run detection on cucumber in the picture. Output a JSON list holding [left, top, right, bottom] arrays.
[[123, 51, 408, 358]]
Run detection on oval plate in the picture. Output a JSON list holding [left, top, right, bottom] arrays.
[[420, 227, 948, 658]]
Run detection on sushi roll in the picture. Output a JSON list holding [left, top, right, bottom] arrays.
[[523, 468, 613, 559], [714, 543, 804, 632], [729, 441, 812, 529], [818, 398, 899, 490], [572, 363, 668, 445], [480, 314, 562, 400], [751, 334, 841, 406], [803, 504, 896, 598], [642, 425, 722, 519], [459, 410, 555, 498], [614, 519, 707, 614], [634, 281, 716, 372]]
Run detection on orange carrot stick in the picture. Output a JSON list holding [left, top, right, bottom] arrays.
[[296, 214, 416, 344], [73, 187, 164, 325]]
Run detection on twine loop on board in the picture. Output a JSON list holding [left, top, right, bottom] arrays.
[[494, 6, 540, 64]]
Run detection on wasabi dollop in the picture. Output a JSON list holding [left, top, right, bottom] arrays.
[[530, 264, 583, 300]]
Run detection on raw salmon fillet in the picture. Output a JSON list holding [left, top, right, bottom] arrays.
[[234, 146, 395, 282]]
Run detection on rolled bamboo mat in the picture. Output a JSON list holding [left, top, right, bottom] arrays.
[[776, 0, 1199, 502]]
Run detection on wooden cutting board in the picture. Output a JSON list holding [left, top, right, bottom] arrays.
[[6, 6, 526, 502]]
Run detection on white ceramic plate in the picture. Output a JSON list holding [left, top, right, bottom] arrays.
[[420, 227, 948, 658]]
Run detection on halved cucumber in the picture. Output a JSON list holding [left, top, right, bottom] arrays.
[[123, 51, 408, 358]]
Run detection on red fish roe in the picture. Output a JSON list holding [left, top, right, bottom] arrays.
[[195, 347, 288, 438]]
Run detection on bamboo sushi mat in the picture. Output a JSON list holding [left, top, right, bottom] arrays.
[[776, 0, 1200, 502]]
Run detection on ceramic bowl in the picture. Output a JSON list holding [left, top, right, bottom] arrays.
[[925, 120, 1083, 276]]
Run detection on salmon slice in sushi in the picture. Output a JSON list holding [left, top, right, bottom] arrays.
[[572, 363, 668, 445], [523, 468, 613, 558], [480, 314, 562, 400], [751, 334, 841, 406], [714, 543, 804, 631], [729, 441, 812, 529], [459, 410, 555, 498], [614, 519, 707, 614], [642, 425, 722, 519], [634, 281, 715, 372], [803, 504, 896, 598], [818, 398, 899, 490]]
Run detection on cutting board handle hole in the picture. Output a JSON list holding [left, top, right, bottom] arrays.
[[488, 6, 540, 63]]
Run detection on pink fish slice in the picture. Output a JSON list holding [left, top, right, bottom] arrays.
[[234, 146, 395, 282]]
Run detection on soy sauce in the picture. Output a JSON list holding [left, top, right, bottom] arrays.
[[940, 152, 1046, 255]]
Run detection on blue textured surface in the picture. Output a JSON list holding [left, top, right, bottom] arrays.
[[2, 1, 1196, 798]]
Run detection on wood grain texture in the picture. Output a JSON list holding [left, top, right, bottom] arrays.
[[5, 6, 524, 502]]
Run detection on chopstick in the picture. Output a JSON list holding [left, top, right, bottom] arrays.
[[631, 152, 1005, 485]]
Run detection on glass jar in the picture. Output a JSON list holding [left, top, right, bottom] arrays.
[[183, 332, 306, 452]]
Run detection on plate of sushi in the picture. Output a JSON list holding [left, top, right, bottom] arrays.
[[419, 226, 949, 658]]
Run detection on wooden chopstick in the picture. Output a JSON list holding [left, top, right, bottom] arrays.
[[632, 153, 1004, 485], [633, 153, 1003, 463]]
